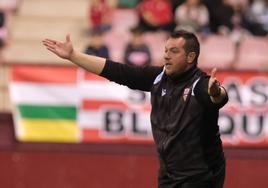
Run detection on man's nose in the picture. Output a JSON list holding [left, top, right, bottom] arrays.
[[164, 54, 171, 61]]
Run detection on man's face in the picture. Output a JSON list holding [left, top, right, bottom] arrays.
[[164, 37, 192, 77]]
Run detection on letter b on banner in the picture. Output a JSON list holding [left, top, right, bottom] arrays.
[[104, 109, 148, 135], [105, 110, 124, 133]]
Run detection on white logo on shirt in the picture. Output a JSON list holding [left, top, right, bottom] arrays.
[[161, 89, 166, 96]]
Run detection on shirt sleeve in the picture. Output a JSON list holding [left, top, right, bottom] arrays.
[[100, 59, 163, 92], [193, 76, 228, 109]]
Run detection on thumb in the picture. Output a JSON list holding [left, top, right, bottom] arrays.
[[66, 34, 71, 42], [210, 68, 217, 78]]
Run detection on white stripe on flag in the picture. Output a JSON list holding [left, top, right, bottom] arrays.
[[79, 81, 139, 100], [10, 83, 78, 105]]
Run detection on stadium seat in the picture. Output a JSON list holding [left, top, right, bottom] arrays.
[[227, 0, 249, 9], [104, 28, 130, 61], [111, 9, 138, 30], [199, 35, 236, 70], [234, 36, 268, 71], [143, 32, 167, 65]]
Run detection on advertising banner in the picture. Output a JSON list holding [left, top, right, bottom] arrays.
[[10, 65, 268, 147]]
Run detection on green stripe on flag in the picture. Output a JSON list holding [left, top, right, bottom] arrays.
[[18, 105, 76, 120]]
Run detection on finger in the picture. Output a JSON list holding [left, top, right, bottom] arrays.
[[43, 41, 56, 49], [46, 47, 57, 54], [210, 68, 217, 79], [43, 38, 58, 44], [42, 40, 51, 46], [210, 77, 216, 84], [42, 40, 57, 47], [66, 34, 71, 42], [209, 77, 216, 87]]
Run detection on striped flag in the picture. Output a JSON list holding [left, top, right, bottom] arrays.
[[9, 65, 153, 144], [10, 65, 80, 142]]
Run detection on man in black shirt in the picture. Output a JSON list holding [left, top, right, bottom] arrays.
[[43, 30, 228, 188]]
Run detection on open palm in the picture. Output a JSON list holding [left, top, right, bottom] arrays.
[[42, 34, 73, 60]]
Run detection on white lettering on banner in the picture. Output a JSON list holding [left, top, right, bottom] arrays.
[[224, 77, 268, 109], [220, 75, 268, 147], [219, 113, 268, 146]]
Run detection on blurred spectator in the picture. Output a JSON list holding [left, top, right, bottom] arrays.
[[0, 0, 22, 63], [89, 0, 112, 32], [123, 27, 152, 66], [171, 0, 185, 13], [203, 0, 235, 34], [244, 0, 268, 35], [136, 0, 174, 32], [0, 0, 20, 12], [229, 3, 251, 39], [0, 10, 8, 62], [0, 10, 6, 45], [84, 28, 110, 58], [0, 0, 19, 48], [174, 0, 210, 33]]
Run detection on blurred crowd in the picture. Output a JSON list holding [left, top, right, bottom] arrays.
[[0, 0, 267, 69], [85, 0, 268, 69], [88, 0, 268, 36], [0, 0, 21, 62]]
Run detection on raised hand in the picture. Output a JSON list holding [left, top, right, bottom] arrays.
[[42, 34, 73, 60], [208, 68, 221, 97]]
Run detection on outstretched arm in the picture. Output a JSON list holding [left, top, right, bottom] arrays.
[[208, 68, 227, 104], [43, 34, 163, 91], [42, 34, 105, 75]]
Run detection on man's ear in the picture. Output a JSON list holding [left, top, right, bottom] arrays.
[[187, 52, 196, 64]]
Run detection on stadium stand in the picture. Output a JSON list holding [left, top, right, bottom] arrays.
[[235, 36, 268, 71], [199, 35, 236, 70], [3, 0, 89, 64]]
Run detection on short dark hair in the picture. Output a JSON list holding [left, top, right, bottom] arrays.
[[170, 30, 200, 63]]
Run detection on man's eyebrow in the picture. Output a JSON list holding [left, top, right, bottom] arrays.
[[165, 46, 180, 51]]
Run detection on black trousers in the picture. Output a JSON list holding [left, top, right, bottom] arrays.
[[158, 162, 225, 188]]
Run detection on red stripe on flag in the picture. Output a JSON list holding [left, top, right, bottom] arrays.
[[11, 65, 77, 84], [82, 99, 129, 110], [85, 72, 108, 81], [82, 99, 151, 112], [142, 104, 152, 112]]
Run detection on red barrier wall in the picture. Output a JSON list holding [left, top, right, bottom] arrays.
[[1, 113, 268, 188]]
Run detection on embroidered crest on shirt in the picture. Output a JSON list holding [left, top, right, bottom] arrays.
[[183, 87, 190, 101]]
